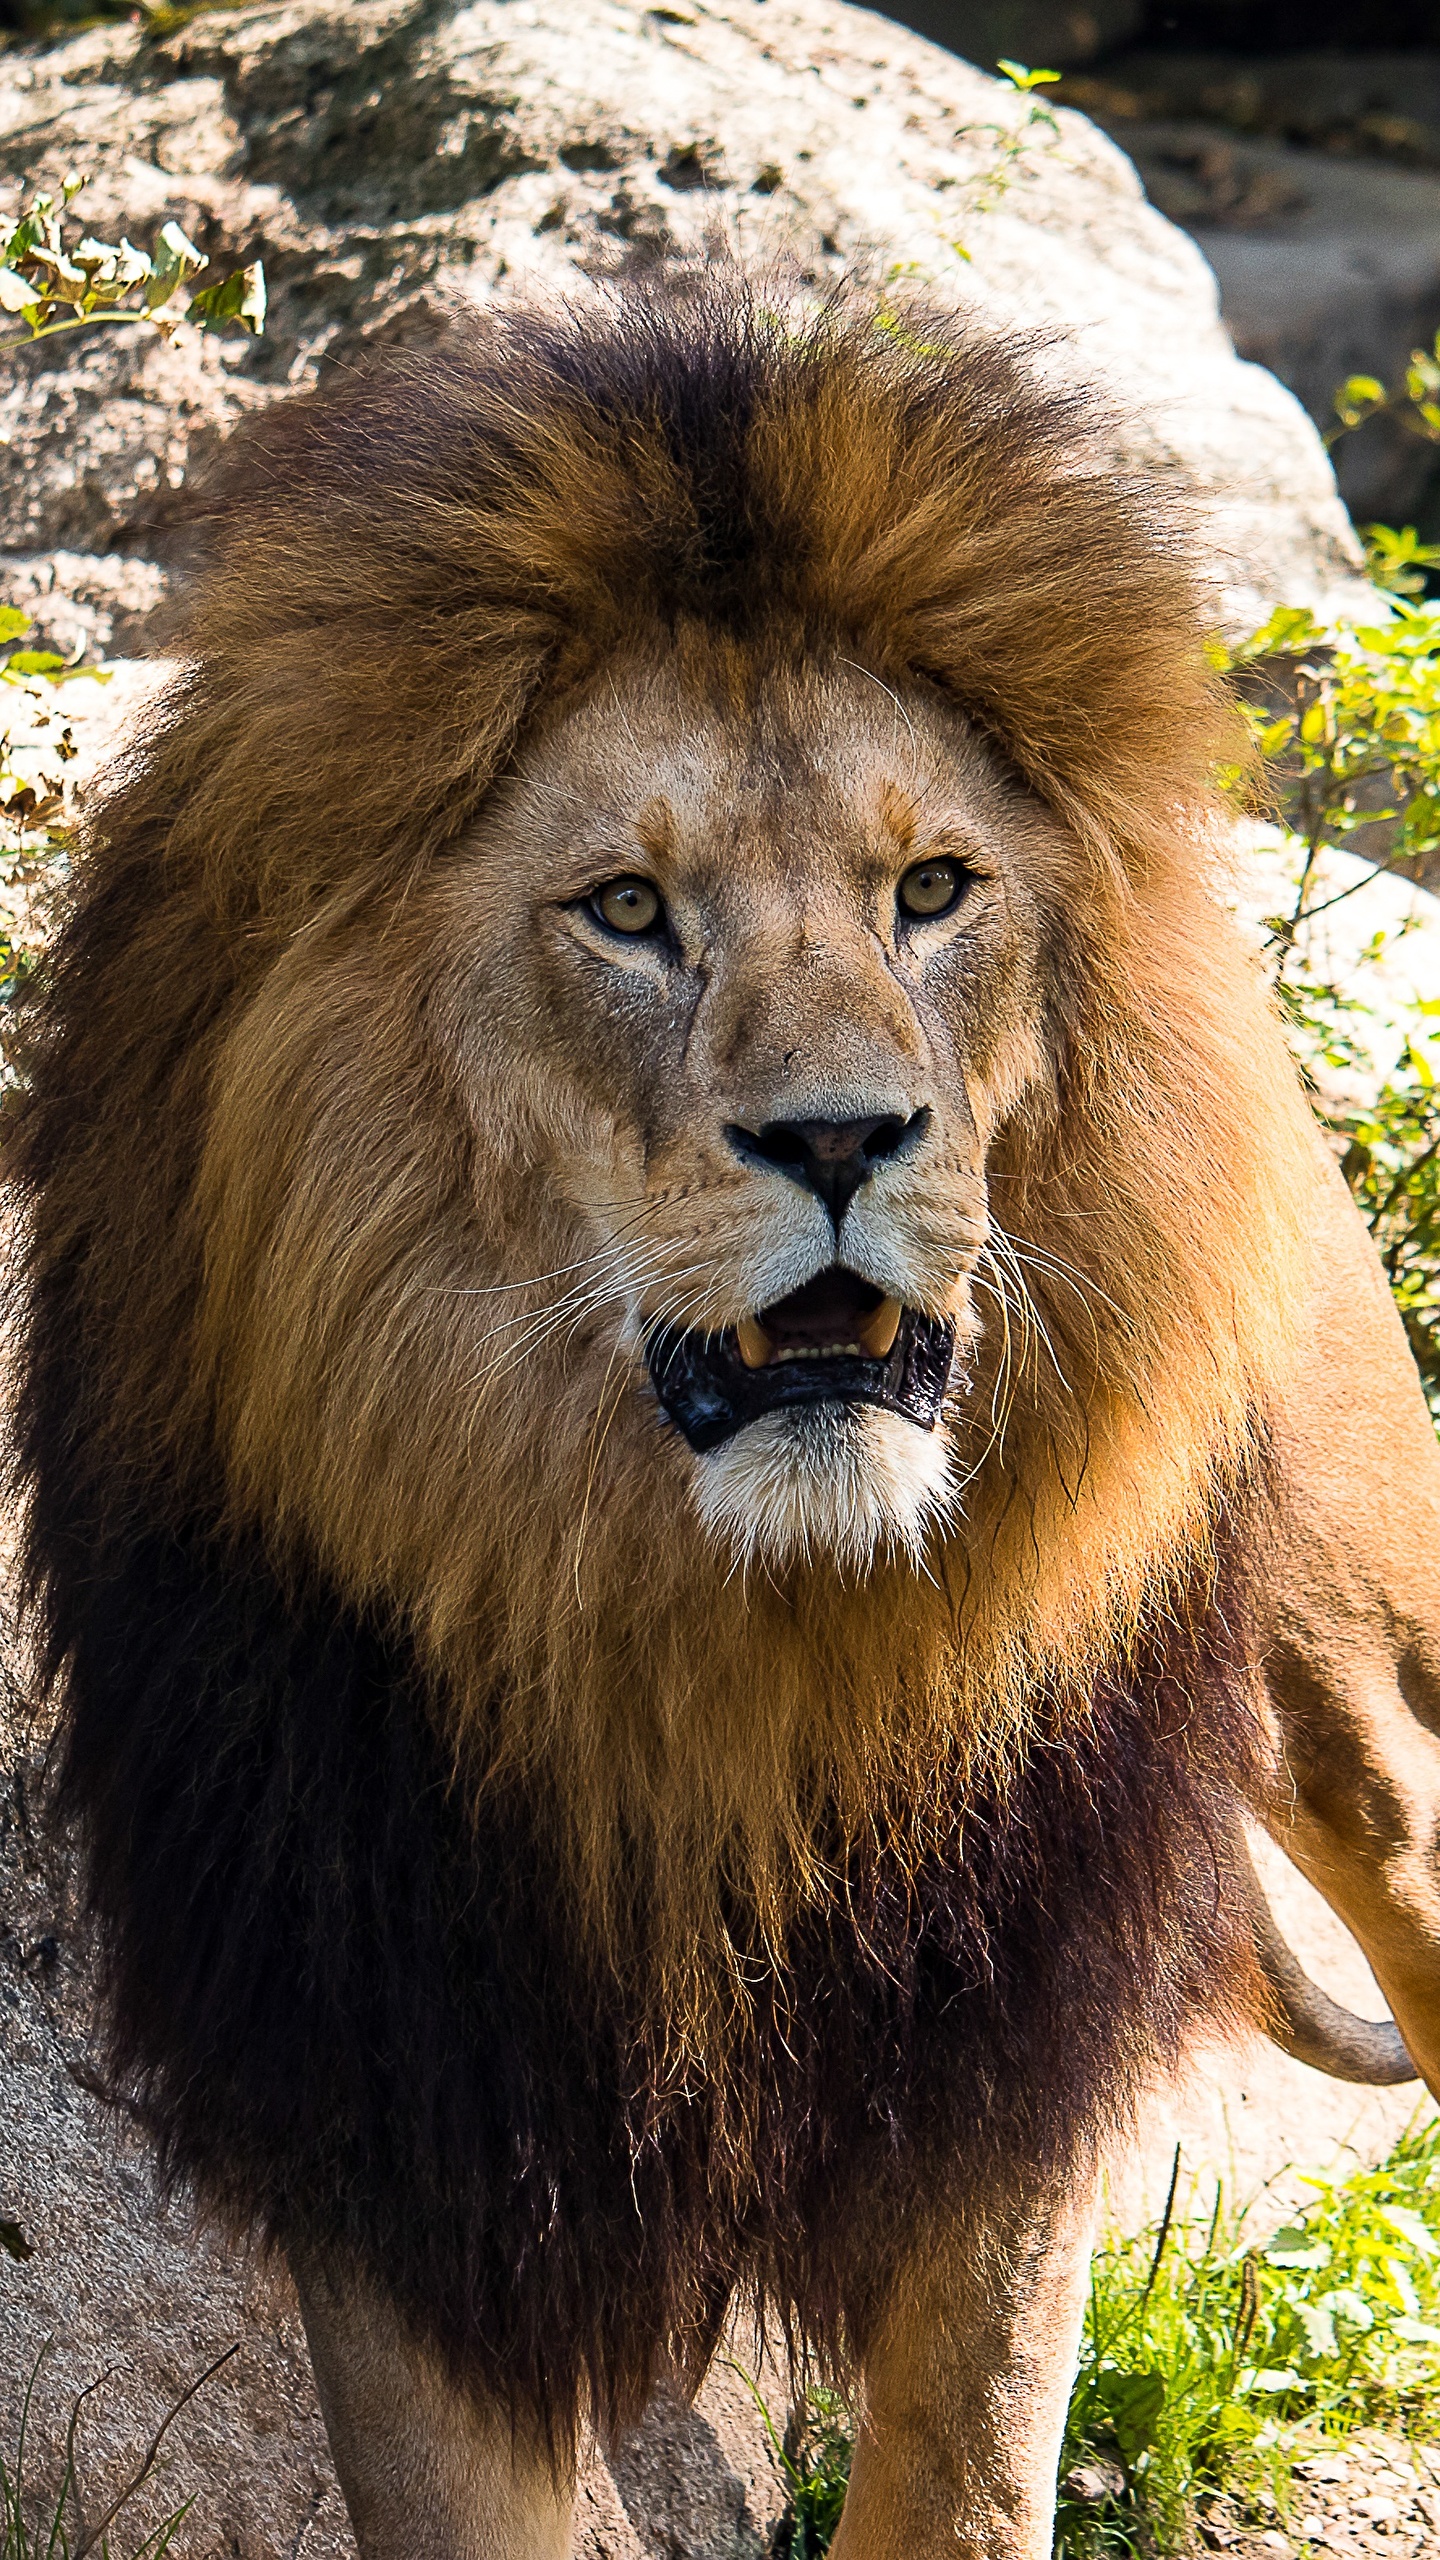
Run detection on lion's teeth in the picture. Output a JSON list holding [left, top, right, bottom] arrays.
[[856, 1296, 903, 1358], [737, 1303, 902, 1370]]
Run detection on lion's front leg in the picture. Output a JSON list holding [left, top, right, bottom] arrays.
[[290, 2248, 575, 2560], [829, 2167, 1096, 2560]]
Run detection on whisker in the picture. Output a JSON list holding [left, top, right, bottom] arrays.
[[986, 1229, 1072, 1394], [438, 1199, 666, 1299]]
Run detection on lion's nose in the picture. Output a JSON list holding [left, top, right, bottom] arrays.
[[726, 1110, 928, 1226]]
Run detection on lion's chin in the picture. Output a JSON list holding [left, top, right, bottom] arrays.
[[692, 1402, 958, 1579]]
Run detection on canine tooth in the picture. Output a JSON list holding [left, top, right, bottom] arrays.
[[737, 1315, 773, 1370], [856, 1296, 903, 1359]]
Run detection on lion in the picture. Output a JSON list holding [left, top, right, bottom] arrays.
[[10, 273, 1440, 2560]]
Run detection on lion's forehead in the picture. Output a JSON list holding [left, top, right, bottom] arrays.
[[494, 648, 1018, 903]]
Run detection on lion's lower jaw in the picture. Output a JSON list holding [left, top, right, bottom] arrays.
[[691, 1401, 959, 1577]]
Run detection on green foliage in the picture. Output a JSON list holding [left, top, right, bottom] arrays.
[[1330, 330, 1440, 456], [1361, 525, 1440, 601], [923, 61, 1062, 259], [1057, 2119, 1440, 2557], [0, 604, 93, 1012], [1219, 581, 1440, 1412], [1, 172, 263, 348], [1225, 594, 1440, 895], [727, 2365, 851, 2559]]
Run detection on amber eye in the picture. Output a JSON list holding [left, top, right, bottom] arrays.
[[589, 876, 664, 937], [897, 856, 964, 921]]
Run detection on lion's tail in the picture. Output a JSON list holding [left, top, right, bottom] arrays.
[[1249, 1852, 1418, 2085]]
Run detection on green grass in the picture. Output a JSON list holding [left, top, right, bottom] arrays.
[[761, 2114, 1440, 2558], [1, 2343, 233, 2560]]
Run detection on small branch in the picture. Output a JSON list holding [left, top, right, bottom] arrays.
[[72, 2343, 240, 2560], [1138, 2144, 1182, 2320], [0, 310, 156, 350]]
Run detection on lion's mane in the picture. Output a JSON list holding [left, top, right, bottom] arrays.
[[11, 276, 1312, 2433]]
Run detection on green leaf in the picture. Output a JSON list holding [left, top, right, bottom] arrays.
[[145, 218, 206, 311], [4, 649, 67, 675], [0, 607, 31, 642], [1379, 2203, 1440, 2256], [1320, 2286, 1376, 2330], [996, 59, 1062, 88], [1095, 2367, 1165, 2461], [1294, 2301, 1339, 2358], [188, 259, 266, 336], [1263, 2226, 1331, 2269]]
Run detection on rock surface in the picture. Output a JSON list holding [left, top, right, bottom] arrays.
[[1057, 51, 1440, 527], [0, 3, 1389, 2552], [0, 0, 1363, 663]]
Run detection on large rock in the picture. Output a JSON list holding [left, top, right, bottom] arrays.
[[0, 3, 1374, 2551], [1055, 51, 1440, 526], [0, 0, 1362, 659]]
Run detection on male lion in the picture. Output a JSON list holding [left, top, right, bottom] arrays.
[[12, 277, 1440, 2559]]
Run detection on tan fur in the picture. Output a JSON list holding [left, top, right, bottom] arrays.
[[1261, 1148, 1440, 2091], [292, 2250, 573, 2560], [829, 2174, 1098, 2560]]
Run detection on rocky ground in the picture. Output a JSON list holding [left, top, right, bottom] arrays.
[[1199, 2435, 1440, 2559]]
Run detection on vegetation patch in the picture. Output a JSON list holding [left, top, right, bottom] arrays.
[[751, 2117, 1440, 2557]]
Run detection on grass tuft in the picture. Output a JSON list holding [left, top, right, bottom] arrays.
[[1, 2342, 235, 2560]]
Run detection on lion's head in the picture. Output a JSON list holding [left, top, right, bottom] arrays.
[[15, 277, 1317, 2013]]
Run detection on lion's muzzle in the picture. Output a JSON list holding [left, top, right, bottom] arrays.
[[646, 1266, 956, 1453]]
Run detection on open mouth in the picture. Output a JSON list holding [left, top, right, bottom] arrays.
[[646, 1267, 956, 1454]]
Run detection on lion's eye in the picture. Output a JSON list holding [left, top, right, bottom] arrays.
[[589, 876, 664, 937], [898, 856, 965, 921]]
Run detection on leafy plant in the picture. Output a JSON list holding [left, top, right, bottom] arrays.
[[727, 2364, 852, 2560], [1219, 581, 1440, 1410], [1, 172, 263, 348], [0, 604, 96, 1012], [1057, 2117, 1440, 2557], [1332, 330, 1440, 461], [952, 60, 1063, 239]]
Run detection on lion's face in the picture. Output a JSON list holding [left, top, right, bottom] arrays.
[[424, 644, 1060, 1573]]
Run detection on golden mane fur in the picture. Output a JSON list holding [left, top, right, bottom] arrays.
[[15, 276, 1317, 2071]]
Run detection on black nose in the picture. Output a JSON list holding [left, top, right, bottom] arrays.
[[726, 1110, 927, 1225]]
